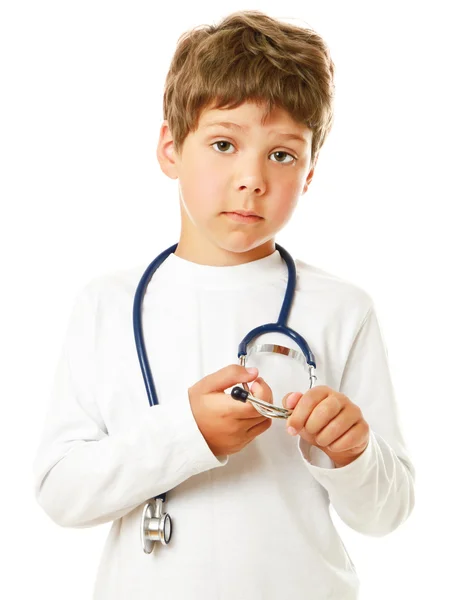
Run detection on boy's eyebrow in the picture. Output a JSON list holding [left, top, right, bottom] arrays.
[[203, 121, 308, 144]]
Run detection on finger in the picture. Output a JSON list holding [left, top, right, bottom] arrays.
[[313, 405, 361, 448], [246, 416, 272, 435], [237, 377, 274, 420], [303, 394, 344, 437], [250, 377, 273, 404], [324, 421, 369, 453], [282, 391, 303, 410], [199, 364, 259, 394], [286, 386, 330, 432]]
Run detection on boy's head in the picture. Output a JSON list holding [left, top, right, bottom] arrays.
[[157, 10, 335, 264]]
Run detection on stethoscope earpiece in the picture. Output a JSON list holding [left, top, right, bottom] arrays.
[[231, 385, 293, 419]]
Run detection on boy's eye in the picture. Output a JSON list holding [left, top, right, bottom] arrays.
[[211, 140, 296, 164]]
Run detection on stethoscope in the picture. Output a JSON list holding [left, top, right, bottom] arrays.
[[133, 242, 317, 553]]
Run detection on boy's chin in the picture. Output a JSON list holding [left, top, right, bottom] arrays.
[[214, 236, 275, 256]]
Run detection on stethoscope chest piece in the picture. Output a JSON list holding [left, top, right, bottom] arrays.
[[140, 498, 172, 553]]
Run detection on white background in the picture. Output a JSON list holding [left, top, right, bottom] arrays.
[[1, 0, 468, 598]]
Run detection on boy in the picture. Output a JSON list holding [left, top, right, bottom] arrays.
[[33, 9, 415, 599]]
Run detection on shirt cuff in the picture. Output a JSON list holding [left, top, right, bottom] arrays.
[[297, 429, 376, 478], [173, 391, 229, 470]]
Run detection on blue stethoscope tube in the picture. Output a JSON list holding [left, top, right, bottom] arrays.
[[133, 243, 316, 506]]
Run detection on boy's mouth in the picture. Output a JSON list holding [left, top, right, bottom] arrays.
[[223, 212, 263, 224]]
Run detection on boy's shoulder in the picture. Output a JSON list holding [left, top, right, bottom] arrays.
[[294, 256, 374, 315], [295, 256, 372, 297], [74, 263, 150, 308]]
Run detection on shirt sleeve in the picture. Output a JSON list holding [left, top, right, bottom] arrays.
[[32, 282, 228, 529], [297, 302, 416, 537]]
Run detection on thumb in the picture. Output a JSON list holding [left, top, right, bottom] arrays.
[[250, 377, 273, 404], [199, 364, 259, 394], [282, 391, 303, 410]]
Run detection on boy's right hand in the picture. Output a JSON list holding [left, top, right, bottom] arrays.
[[188, 365, 273, 456]]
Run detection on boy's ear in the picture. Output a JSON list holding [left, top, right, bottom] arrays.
[[156, 121, 179, 180], [302, 153, 319, 194]]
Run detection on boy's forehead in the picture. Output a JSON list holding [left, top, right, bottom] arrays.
[[197, 100, 309, 138]]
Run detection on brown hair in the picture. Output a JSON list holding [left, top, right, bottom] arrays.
[[162, 10, 335, 165]]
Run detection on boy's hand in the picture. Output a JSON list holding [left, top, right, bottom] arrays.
[[282, 387, 370, 468], [188, 365, 273, 457]]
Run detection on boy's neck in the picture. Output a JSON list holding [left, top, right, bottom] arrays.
[[174, 238, 276, 266]]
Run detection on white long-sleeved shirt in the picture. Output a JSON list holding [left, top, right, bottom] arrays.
[[33, 247, 415, 599]]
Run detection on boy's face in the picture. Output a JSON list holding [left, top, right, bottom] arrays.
[[157, 99, 316, 265]]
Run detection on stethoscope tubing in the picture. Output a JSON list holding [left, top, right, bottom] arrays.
[[133, 243, 317, 504]]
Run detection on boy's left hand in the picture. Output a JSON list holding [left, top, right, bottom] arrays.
[[282, 386, 370, 468]]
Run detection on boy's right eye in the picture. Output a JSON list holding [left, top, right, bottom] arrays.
[[211, 140, 234, 153]]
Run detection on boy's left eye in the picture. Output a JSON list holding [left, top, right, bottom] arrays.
[[211, 141, 296, 164]]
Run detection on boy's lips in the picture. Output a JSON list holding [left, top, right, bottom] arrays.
[[223, 212, 263, 223], [229, 209, 260, 217]]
